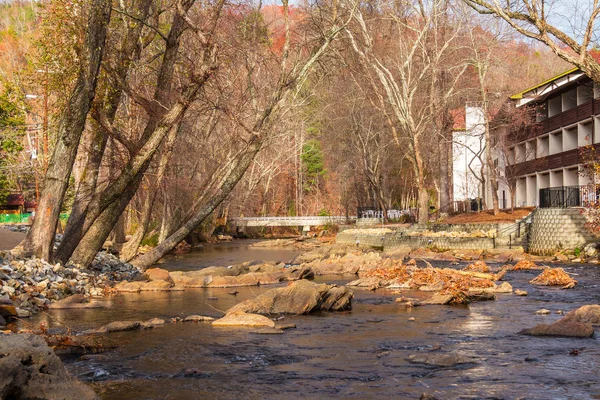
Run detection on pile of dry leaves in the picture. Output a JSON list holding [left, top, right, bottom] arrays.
[[530, 267, 577, 288]]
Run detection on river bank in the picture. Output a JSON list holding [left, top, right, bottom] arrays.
[[17, 260, 600, 399], [3, 238, 600, 398]]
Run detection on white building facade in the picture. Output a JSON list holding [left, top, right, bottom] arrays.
[[509, 68, 599, 208]]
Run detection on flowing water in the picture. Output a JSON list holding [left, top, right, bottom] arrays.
[[29, 242, 600, 399]]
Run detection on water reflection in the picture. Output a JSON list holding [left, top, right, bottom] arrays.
[[156, 239, 301, 271]]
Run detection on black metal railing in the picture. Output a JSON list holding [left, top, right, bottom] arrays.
[[539, 185, 599, 208]]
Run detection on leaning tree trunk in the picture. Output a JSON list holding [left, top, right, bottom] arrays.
[[22, 0, 112, 260], [54, 0, 152, 263], [120, 126, 179, 261], [55, 1, 207, 265], [131, 140, 263, 270], [131, 29, 344, 269], [68, 168, 145, 266]]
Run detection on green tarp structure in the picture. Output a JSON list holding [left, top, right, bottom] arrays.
[[0, 213, 69, 224]]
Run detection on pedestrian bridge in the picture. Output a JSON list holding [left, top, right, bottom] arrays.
[[231, 216, 354, 232]]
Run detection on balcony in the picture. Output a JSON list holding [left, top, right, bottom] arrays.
[[539, 99, 597, 134], [539, 185, 599, 208]]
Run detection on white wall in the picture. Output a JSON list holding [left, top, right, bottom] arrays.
[[538, 173, 550, 190], [562, 88, 577, 111], [549, 132, 563, 154], [577, 84, 593, 105], [579, 165, 593, 185], [548, 96, 562, 117], [527, 175, 537, 205], [525, 140, 536, 161], [550, 169, 564, 187], [564, 168, 578, 186], [579, 121, 593, 146], [515, 143, 526, 162], [537, 135, 549, 157], [452, 105, 486, 201], [516, 177, 527, 207], [563, 126, 578, 151]]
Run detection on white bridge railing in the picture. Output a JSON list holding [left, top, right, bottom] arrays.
[[231, 216, 355, 227]]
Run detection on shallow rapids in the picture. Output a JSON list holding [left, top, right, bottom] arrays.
[[27, 244, 600, 399]]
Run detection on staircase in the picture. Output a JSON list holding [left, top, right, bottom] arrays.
[[494, 210, 535, 251]]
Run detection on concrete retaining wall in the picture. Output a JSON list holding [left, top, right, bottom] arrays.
[[336, 231, 496, 251], [336, 232, 386, 248], [528, 208, 595, 255], [356, 218, 384, 227], [384, 233, 495, 251], [402, 223, 513, 237]]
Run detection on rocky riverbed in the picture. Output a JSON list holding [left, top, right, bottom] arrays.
[[3, 238, 600, 399], [0, 251, 140, 324]]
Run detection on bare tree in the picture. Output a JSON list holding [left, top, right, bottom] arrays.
[[463, 0, 600, 82], [344, 0, 467, 224], [130, 0, 355, 269], [22, 0, 112, 260]]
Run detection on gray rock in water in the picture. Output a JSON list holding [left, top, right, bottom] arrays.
[[422, 293, 454, 305], [520, 304, 600, 338], [184, 315, 215, 322], [94, 320, 141, 333], [0, 333, 98, 399], [407, 353, 473, 367], [562, 304, 600, 325], [140, 318, 165, 329]]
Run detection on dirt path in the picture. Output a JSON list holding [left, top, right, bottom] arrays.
[[0, 227, 26, 250]]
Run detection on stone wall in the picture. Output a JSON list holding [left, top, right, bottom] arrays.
[[528, 208, 596, 255], [383, 233, 495, 251], [401, 223, 514, 237], [336, 231, 386, 249], [356, 218, 384, 227], [336, 231, 496, 251]]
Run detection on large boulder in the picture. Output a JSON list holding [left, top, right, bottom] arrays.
[[169, 266, 313, 288], [114, 280, 173, 292], [519, 319, 594, 338], [139, 280, 173, 291], [519, 305, 600, 338], [144, 268, 174, 285], [226, 279, 353, 315], [304, 251, 382, 275], [0, 333, 98, 399], [562, 304, 600, 325]]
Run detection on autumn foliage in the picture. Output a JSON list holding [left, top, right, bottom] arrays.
[[363, 260, 496, 304]]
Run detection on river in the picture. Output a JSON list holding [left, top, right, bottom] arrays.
[[30, 241, 600, 399]]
